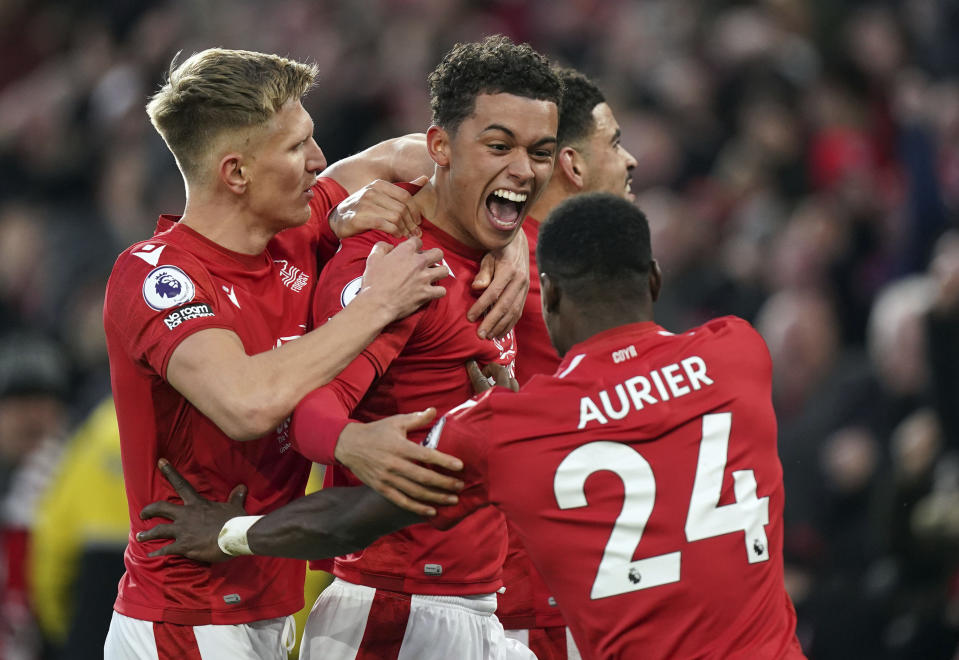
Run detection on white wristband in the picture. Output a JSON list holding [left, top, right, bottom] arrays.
[[217, 515, 264, 556]]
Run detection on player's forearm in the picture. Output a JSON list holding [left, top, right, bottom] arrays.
[[169, 296, 394, 441], [246, 486, 420, 560], [291, 388, 353, 464], [235, 293, 395, 434], [321, 134, 430, 193]]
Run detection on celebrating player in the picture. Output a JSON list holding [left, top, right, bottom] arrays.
[[103, 48, 461, 660], [140, 193, 807, 660], [496, 67, 638, 660], [273, 35, 561, 660]]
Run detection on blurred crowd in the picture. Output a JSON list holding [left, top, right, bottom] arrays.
[[1, 0, 958, 658]]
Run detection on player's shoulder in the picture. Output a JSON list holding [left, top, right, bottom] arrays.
[[114, 231, 203, 269], [107, 238, 209, 308], [337, 226, 402, 252], [688, 315, 765, 348], [685, 315, 772, 374]]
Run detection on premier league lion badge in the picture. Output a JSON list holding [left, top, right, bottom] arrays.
[[142, 265, 196, 310]]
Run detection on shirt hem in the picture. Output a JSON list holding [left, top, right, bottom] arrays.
[[113, 594, 304, 626], [333, 565, 502, 596]]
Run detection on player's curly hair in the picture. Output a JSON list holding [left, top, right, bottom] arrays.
[[555, 67, 606, 148], [428, 35, 562, 133], [147, 48, 318, 182], [538, 193, 652, 297]]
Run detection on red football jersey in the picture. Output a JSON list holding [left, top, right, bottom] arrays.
[[304, 192, 517, 595], [428, 318, 805, 659], [512, 217, 561, 386], [498, 215, 566, 629], [103, 178, 347, 625]]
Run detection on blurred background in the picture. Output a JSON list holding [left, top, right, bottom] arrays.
[[1, 0, 958, 658]]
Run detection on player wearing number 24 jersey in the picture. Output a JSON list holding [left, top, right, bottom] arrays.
[[138, 193, 805, 660], [426, 315, 802, 659]]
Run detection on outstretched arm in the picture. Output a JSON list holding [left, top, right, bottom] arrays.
[[166, 239, 448, 441], [138, 459, 418, 562]]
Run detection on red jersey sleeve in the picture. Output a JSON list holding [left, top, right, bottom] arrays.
[[423, 397, 494, 531], [104, 242, 234, 379], [291, 230, 423, 464], [310, 177, 349, 265]]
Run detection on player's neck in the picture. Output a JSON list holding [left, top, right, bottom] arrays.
[[564, 301, 654, 350], [180, 195, 274, 255], [527, 179, 579, 226], [426, 182, 487, 252]]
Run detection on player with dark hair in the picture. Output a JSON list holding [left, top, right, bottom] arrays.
[[223, 35, 560, 659], [140, 192, 806, 660], [495, 66, 637, 659]]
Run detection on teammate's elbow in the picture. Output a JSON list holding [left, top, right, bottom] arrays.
[[219, 396, 291, 442]]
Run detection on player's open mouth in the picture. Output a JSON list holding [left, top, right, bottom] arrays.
[[486, 188, 528, 230]]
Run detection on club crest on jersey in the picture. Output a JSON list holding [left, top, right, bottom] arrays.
[[274, 259, 310, 292], [340, 276, 363, 308], [142, 265, 195, 310]]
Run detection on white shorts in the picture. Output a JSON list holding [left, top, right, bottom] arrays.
[[505, 627, 582, 660], [299, 578, 536, 660], [103, 610, 295, 660]]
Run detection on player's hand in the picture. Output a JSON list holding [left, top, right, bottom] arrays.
[[333, 408, 464, 517], [466, 360, 519, 394], [360, 236, 449, 321], [468, 231, 530, 339], [137, 459, 247, 563], [329, 176, 428, 239]]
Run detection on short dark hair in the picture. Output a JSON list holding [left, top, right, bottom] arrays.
[[538, 193, 652, 299], [555, 67, 606, 147], [428, 35, 562, 133]]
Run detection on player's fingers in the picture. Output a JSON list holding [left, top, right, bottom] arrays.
[[380, 485, 437, 518], [367, 241, 396, 266], [147, 541, 181, 558], [426, 263, 450, 286], [418, 245, 443, 266], [470, 253, 495, 292], [479, 274, 527, 339], [139, 500, 181, 521], [484, 362, 519, 392], [400, 203, 421, 238], [385, 471, 459, 505], [157, 458, 201, 505], [136, 523, 176, 542], [466, 360, 493, 394], [369, 195, 418, 238], [227, 484, 248, 509], [473, 293, 507, 339], [390, 457, 463, 495], [396, 407, 438, 432], [467, 275, 507, 329]]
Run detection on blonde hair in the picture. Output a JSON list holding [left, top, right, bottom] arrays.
[[146, 48, 318, 181]]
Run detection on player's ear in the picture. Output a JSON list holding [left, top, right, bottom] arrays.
[[219, 153, 248, 194], [558, 147, 584, 190], [426, 125, 451, 167], [649, 259, 662, 302], [540, 272, 561, 313]]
